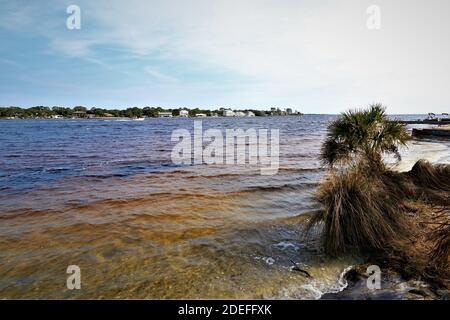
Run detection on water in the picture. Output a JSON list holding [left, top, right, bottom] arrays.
[[0, 115, 448, 299]]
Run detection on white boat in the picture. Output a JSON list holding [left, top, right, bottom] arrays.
[[132, 117, 146, 121]]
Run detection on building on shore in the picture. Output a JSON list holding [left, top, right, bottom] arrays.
[[222, 109, 235, 117], [235, 111, 246, 117], [286, 108, 293, 115], [72, 111, 87, 118], [71, 111, 95, 118], [270, 107, 282, 116], [179, 110, 189, 117], [157, 112, 173, 118], [246, 111, 255, 117]]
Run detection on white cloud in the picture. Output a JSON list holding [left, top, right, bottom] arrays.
[[2, 0, 450, 113], [75, 0, 450, 112], [0, 4, 36, 30], [144, 66, 178, 82], [49, 38, 97, 57]]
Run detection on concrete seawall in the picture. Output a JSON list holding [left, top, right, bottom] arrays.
[[412, 128, 450, 138]]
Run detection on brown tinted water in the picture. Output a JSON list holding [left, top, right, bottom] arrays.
[[0, 116, 447, 299]]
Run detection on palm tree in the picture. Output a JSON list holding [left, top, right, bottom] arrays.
[[306, 104, 411, 255], [321, 104, 410, 169]]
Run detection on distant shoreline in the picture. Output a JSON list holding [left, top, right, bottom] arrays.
[[0, 114, 305, 120], [0, 106, 303, 119]]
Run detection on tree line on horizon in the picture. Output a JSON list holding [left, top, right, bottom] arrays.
[[0, 106, 283, 118]]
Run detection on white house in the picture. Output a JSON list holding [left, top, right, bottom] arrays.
[[179, 110, 189, 117], [222, 109, 235, 117], [235, 111, 246, 117], [158, 112, 173, 118]]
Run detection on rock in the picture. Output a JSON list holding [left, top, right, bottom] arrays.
[[344, 268, 363, 283], [291, 266, 312, 278], [408, 289, 427, 296], [436, 290, 450, 300]]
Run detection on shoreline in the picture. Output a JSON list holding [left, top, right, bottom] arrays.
[[321, 195, 450, 300], [321, 265, 442, 300]]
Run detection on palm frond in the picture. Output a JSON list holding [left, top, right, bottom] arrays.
[[321, 104, 409, 167]]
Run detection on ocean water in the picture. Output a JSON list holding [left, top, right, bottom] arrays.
[[0, 115, 449, 299]]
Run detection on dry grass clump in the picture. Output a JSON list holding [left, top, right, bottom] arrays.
[[311, 104, 449, 290], [308, 165, 409, 256], [394, 206, 450, 290], [430, 223, 450, 270], [306, 160, 450, 287], [409, 160, 450, 191]]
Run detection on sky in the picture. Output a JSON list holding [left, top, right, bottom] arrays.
[[0, 0, 450, 114]]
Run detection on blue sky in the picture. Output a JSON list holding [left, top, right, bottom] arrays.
[[1, 0, 450, 113]]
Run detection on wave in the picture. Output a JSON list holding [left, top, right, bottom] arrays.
[[0, 208, 57, 220], [277, 167, 324, 173], [161, 167, 324, 180], [241, 182, 319, 193]]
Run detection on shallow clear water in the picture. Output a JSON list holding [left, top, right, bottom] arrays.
[[0, 115, 448, 299]]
